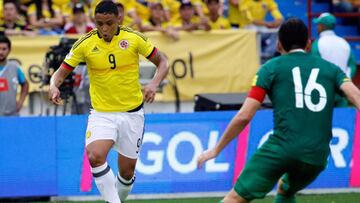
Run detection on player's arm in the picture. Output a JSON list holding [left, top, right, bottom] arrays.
[[143, 49, 169, 103], [341, 81, 360, 110], [49, 35, 86, 104], [49, 63, 73, 105], [147, 49, 169, 86], [197, 86, 265, 168], [16, 67, 29, 112]]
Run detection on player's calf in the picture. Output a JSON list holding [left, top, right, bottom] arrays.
[[116, 172, 136, 201], [92, 162, 121, 203]]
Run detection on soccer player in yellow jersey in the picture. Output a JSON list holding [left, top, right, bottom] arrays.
[[48, 1, 169, 203]]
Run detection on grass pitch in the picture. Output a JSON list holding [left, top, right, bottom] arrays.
[[36, 192, 360, 203]]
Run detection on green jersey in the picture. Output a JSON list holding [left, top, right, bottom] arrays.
[[254, 51, 349, 166]]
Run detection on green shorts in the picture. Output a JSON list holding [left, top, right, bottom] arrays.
[[234, 142, 325, 201]]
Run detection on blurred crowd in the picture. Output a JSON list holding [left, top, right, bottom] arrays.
[[0, 0, 285, 38], [314, 0, 360, 33]]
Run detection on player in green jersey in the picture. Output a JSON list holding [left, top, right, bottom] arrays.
[[197, 18, 360, 203]]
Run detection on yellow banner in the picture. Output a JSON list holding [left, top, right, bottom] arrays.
[[147, 30, 259, 101], [9, 30, 259, 101]]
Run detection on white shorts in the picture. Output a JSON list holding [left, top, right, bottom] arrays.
[[85, 107, 145, 159]]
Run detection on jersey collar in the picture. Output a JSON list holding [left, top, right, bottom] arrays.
[[289, 49, 305, 53], [320, 30, 335, 37]]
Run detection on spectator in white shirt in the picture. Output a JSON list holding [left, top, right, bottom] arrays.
[[311, 12, 357, 106]]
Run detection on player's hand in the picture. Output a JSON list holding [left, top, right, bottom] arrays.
[[49, 85, 62, 105], [143, 83, 157, 103], [197, 149, 217, 169]]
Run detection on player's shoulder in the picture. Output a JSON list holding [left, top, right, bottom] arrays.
[[72, 29, 98, 50], [261, 55, 282, 69], [119, 26, 148, 41], [7, 60, 21, 67]]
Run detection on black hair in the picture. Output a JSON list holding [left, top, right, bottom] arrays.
[[0, 35, 11, 49], [278, 18, 308, 52], [205, 0, 220, 4], [95, 0, 119, 16], [3, 0, 19, 12], [180, 2, 193, 10], [116, 2, 124, 11]]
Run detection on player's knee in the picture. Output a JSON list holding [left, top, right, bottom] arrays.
[[277, 180, 294, 197], [119, 170, 135, 180], [87, 151, 106, 167]]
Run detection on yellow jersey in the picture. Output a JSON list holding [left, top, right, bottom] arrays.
[[27, 3, 62, 19], [169, 16, 200, 28], [52, 0, 70, 7], [208, 16, 231, 29], [63, 26, 156, 112], [240, 0, 283, 27], [163, 0, 206, 22]]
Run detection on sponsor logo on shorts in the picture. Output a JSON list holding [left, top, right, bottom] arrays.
[[86, 131, 91, 139], [136, 138, 141, 154]]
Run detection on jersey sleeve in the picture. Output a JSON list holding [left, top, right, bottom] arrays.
[[268, 1, 283, 20], [63, 38, 86, 69], [334, 64, 350, 91], [240, 3, 253, 22], [348, 50, 357, 78], [137, 33, 156, 59], [17, 67, 26, 85], [253, 63, 273, 90]]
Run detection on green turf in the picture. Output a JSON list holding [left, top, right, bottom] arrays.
[[42, 193, 360, 203]]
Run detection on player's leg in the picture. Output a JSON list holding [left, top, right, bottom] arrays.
[[116, 154, 137, 201], [273, 161, 325, 203], [273, 179, 295, 203], [232, 141, 288, 202], [115, 108, 145, 201], [86, 111, 121, 203]]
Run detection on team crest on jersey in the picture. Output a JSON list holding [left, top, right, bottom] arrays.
[[119, 40, 129, 50]]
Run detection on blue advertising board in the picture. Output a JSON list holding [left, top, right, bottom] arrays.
[[56, 112, 238, 195], [133, 112, 237, 193], [0, 116, 57, 197], [248, 108, 356, 189], [0, 108, 358, 198]]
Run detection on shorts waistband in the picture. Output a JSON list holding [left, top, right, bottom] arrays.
[[127, 103, 143, 113]]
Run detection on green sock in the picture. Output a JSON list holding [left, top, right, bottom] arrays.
[[273, 194, 296, 203]]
